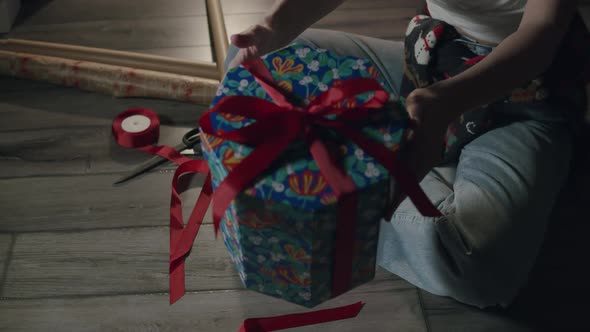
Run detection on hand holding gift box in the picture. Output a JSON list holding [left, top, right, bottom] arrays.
[[169, 44, 440, 309]]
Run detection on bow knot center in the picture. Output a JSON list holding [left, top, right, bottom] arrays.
[[290, 107, 318, 137]]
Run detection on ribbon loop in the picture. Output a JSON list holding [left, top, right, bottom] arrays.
[[201, 58, 441, 234], [243, 59, 294, 110], [307, 78, 388, 114]]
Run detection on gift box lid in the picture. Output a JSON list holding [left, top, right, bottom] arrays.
[[201, 43, 408, 211]]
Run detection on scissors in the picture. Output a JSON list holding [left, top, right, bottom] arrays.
[[113, 127, 202, 185]]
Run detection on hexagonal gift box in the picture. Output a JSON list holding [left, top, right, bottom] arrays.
[[200, 44, 408, 307]]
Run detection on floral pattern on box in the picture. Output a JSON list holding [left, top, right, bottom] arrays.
[[200, 43, 409, 307]]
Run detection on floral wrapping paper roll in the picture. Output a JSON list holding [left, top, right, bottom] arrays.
[[0, 50, 218, 105]]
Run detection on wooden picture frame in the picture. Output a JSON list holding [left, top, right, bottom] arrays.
[[0, 0, 229, 105]]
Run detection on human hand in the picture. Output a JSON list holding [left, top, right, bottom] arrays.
[[228, 21, 291, 69], [386, 87, 455, 218], [403, 87, 453, 180], [227, 0, 346, 69]]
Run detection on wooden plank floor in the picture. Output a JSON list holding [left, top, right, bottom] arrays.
[[2, 1, 590, 331], [2, 0, 418, 62]]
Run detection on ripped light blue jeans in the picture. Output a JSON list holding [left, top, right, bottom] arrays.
[[225, 29, 573, 308]]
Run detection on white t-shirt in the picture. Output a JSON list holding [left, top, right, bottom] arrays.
[[426, 0, 527, 45]]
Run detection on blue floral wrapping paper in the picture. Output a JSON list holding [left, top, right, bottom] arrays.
[[200, 43, 408, 307]]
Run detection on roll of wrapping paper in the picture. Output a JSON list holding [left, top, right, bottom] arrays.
[[0, 38, 219, 80], [0, 50, 219, 105]]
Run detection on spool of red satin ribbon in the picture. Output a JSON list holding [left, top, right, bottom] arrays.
[[112, 108, 160, 148], [112, 108, 192, 166]]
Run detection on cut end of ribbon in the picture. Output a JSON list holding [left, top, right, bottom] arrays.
[[214, 219, 221, 238], [237, 301, 365, 331], [239, 319, 262, 332], [169, 289, 184, 305]]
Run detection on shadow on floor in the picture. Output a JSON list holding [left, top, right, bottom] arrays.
[[11, 0, 54, 28], [505, 136, 590, 331]]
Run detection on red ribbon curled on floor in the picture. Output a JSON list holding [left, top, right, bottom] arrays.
[[111, 108, 212, 305], [112, 108, 193, 165], [169, 160, 212, 304], [111, 107, 213, 306], [239, 301, 365, 332]]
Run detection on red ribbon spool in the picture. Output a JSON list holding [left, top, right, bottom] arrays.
[[112, 108, 192, 166], [112, 108, 160, 148]]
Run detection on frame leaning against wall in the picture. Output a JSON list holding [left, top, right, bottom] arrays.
[[0, 0, 229, 106]]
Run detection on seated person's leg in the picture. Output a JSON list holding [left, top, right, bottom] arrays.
[[225, 28, 405, 96], [378, 116, 573, 307]]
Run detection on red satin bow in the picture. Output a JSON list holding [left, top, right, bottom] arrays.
[[199, 59, 441, 236]]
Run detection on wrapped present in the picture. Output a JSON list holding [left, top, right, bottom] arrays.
[[197, 44, 440, 307]]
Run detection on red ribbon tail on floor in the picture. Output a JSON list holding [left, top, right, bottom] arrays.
[[239, 301, 365, 332]]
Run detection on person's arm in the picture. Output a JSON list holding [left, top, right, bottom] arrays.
[[263, 0, 346, 39], [388, 0, 580, 215], [425, 0, 579, 119], [228, 0, 345, 68]]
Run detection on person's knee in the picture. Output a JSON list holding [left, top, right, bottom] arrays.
[[378, 212, 520, 307], [434, 204, 539, 307]]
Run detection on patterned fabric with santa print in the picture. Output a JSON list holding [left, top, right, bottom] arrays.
[[400, 12, 590, 164]]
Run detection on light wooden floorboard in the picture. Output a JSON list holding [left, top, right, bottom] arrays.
[[0, 86, 206, 129], [4, 0, 421, 63], [0, 173, 209, 232], [0, 274, 425, 332], [0, 234, 14, 288], [13, 0, 208, 25], [0, 88, 207, 180], [4, 222, 399, 299], [222, 6, 417, 43], [314, 7, 415, 41], [7, 0, 214, 62], [219, 0, 421, 14], [0, 235, 13, 257], [3, 225, 239, 298], [339, 0, 421, 9], [0, 77, 61, 92], [0, 121, 199, 178], [6, 16, 211, 56]]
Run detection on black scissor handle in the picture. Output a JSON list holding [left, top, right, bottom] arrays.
[[182, 128, 201, 148]]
